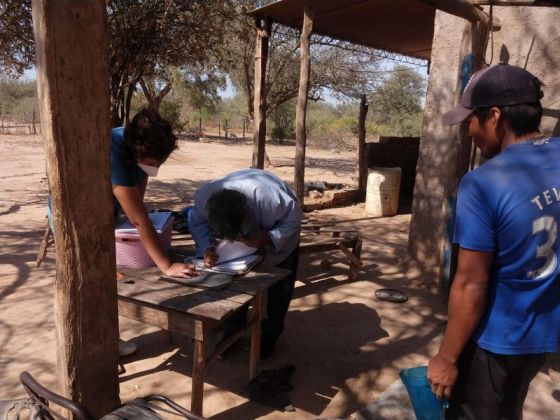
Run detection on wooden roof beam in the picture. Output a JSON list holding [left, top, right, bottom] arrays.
[[469, 0, 560, 5], [418, 0, 487, 22]]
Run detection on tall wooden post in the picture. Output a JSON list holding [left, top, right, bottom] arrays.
[[242, 117, 246, 139], [225, 119, 228, 139], [218, 120, 221, 137], [31, 0, 120, 416], [357, 95, 369, 200], [294, 5, 313, 204], [252, 17, 271, 168]]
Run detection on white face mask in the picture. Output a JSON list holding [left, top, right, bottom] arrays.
[[137, 163, 159, 177]]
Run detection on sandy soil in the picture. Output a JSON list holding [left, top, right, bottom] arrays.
[[1, 134, 558, 419]]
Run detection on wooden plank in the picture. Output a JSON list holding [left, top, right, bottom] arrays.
[[31, 0, 119, 416], [118, 299, 200, 337], [191, 328, 206, 416], [418, 0, 486, 22], [470, 0, 559, 5], [250, 292, 265, 380], [300, 237, 358, 254], [336, 242, 363, 267], [294, 4, 314, 203], [252, 17, 271, 169], [117, 278, 247, 321], [357, 94, 369, 200]]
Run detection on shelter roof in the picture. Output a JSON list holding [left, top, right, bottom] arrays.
[[249, 0, 436, 60]]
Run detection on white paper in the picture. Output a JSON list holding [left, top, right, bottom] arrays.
[[215, 240, 257, 264], [191, 254, 262, 275]]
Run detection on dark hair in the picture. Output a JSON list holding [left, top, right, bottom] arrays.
[[473, 102, 543, 137], [206, 189, 248, 240], [124, 108, 178, 162]]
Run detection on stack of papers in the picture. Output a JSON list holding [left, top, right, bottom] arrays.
[[191, 240, 262, 275], [115, 212, 172, 234]]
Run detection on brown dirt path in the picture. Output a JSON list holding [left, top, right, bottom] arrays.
[[0, 134, 558, 419]]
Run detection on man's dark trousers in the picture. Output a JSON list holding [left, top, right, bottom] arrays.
[[221, 245, 300, 357]]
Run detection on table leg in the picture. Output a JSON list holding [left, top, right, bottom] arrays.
[[191, 322, 205, 416], [250, 291, 266, 380]]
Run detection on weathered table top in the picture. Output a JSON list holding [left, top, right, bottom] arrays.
[[117, 265, 289, 322]]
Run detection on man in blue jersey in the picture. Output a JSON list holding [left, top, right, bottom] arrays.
[[427, 63, 559, 419]]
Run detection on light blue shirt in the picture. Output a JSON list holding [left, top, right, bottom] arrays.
[[188, 169, 303, 266]]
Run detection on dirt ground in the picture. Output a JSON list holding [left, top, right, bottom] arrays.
[[1, 133, 559, 419]]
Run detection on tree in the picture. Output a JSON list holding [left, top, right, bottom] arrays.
[[222, 1, 383, 120], [106, 1, 234, 125], [370, 65, 426, 136], [0, 0, 34, 77], [0, 0, 235, 125]]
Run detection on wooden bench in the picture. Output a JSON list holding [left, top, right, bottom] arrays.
[[300, 230, 363, 280]]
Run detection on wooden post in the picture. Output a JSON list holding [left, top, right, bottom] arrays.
[[294, 5, 313, 204], [252, 17, 271, 168], [31, 0, 120, 416], [32, 108, 37, 134], [218, 120, 221, 137], [225, 119, 228, 139], [418, 0, 486, 22], [199, 116, 202, 130], [242, 117, 246, 139], [357, 95, 369, 200]]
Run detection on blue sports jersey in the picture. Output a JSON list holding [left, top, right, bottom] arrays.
[[454, 136, 560, 355], [110, 127, 146, 216]]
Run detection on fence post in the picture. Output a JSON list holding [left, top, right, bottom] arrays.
[[242, 117, 246, 139], [225, 119, 228, 139], [32, 108, 37, 134]]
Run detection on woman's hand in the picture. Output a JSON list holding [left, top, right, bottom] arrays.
[[204, 247, 218, 267], [163, 262, 197, 278]]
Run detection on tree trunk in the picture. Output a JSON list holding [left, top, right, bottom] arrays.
[[31, 0, 120, 417], [358, 95, 369, 200], [252, 17, 271, 169], [124, 81, 136, 126], [294, 5, 313, 204]]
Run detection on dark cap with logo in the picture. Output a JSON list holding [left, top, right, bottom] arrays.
[[442, 63, 544, 125]]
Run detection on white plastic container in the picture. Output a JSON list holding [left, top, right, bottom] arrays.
[[365, 167, 402, 217]]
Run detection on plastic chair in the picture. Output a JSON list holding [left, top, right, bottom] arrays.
[[20, 371, 205, 420]]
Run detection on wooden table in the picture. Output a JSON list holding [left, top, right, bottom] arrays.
[[116, 265, 290, 416]]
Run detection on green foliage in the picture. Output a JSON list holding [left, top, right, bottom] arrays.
[[0, 76, 37, 122], [369, 65, 426, 136], [159, 100, 185, 132], [269, 100, 295, 143]]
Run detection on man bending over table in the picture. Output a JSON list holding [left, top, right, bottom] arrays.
[[187, 168, 303, 359]]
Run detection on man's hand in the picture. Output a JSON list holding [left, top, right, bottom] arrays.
[[427, 352, 458, 400], [163, 262, 196, 278], [204, 247, 218, 267], [239, 230, 271, 249]]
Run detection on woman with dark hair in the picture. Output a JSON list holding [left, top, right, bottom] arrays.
[[112, 108, 194, 277], [111, 109, 195, 354]]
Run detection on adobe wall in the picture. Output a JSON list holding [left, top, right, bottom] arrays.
[[408, 6, 560, 285], [366, 136, 420, 205]]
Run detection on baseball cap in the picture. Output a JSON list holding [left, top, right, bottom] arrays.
[[442, 63, 543, 125]]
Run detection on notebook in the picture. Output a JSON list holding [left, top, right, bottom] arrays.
[[188, 240, 262, 275], [115, 212, 172, 234]]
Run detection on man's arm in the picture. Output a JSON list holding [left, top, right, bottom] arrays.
[[187, 204, 216, 258], [427, 248, 493, 400]]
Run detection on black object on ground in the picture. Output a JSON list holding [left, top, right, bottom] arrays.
[[247, 365, 296, 412], [375, 288, 408, 303]]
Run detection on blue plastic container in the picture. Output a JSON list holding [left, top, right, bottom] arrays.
[[399, 366, 448, 420]]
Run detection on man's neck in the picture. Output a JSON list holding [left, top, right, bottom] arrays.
[[501, 130, 543, 151]]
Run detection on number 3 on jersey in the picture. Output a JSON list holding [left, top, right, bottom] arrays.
[[528, 216, 558, 280]]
